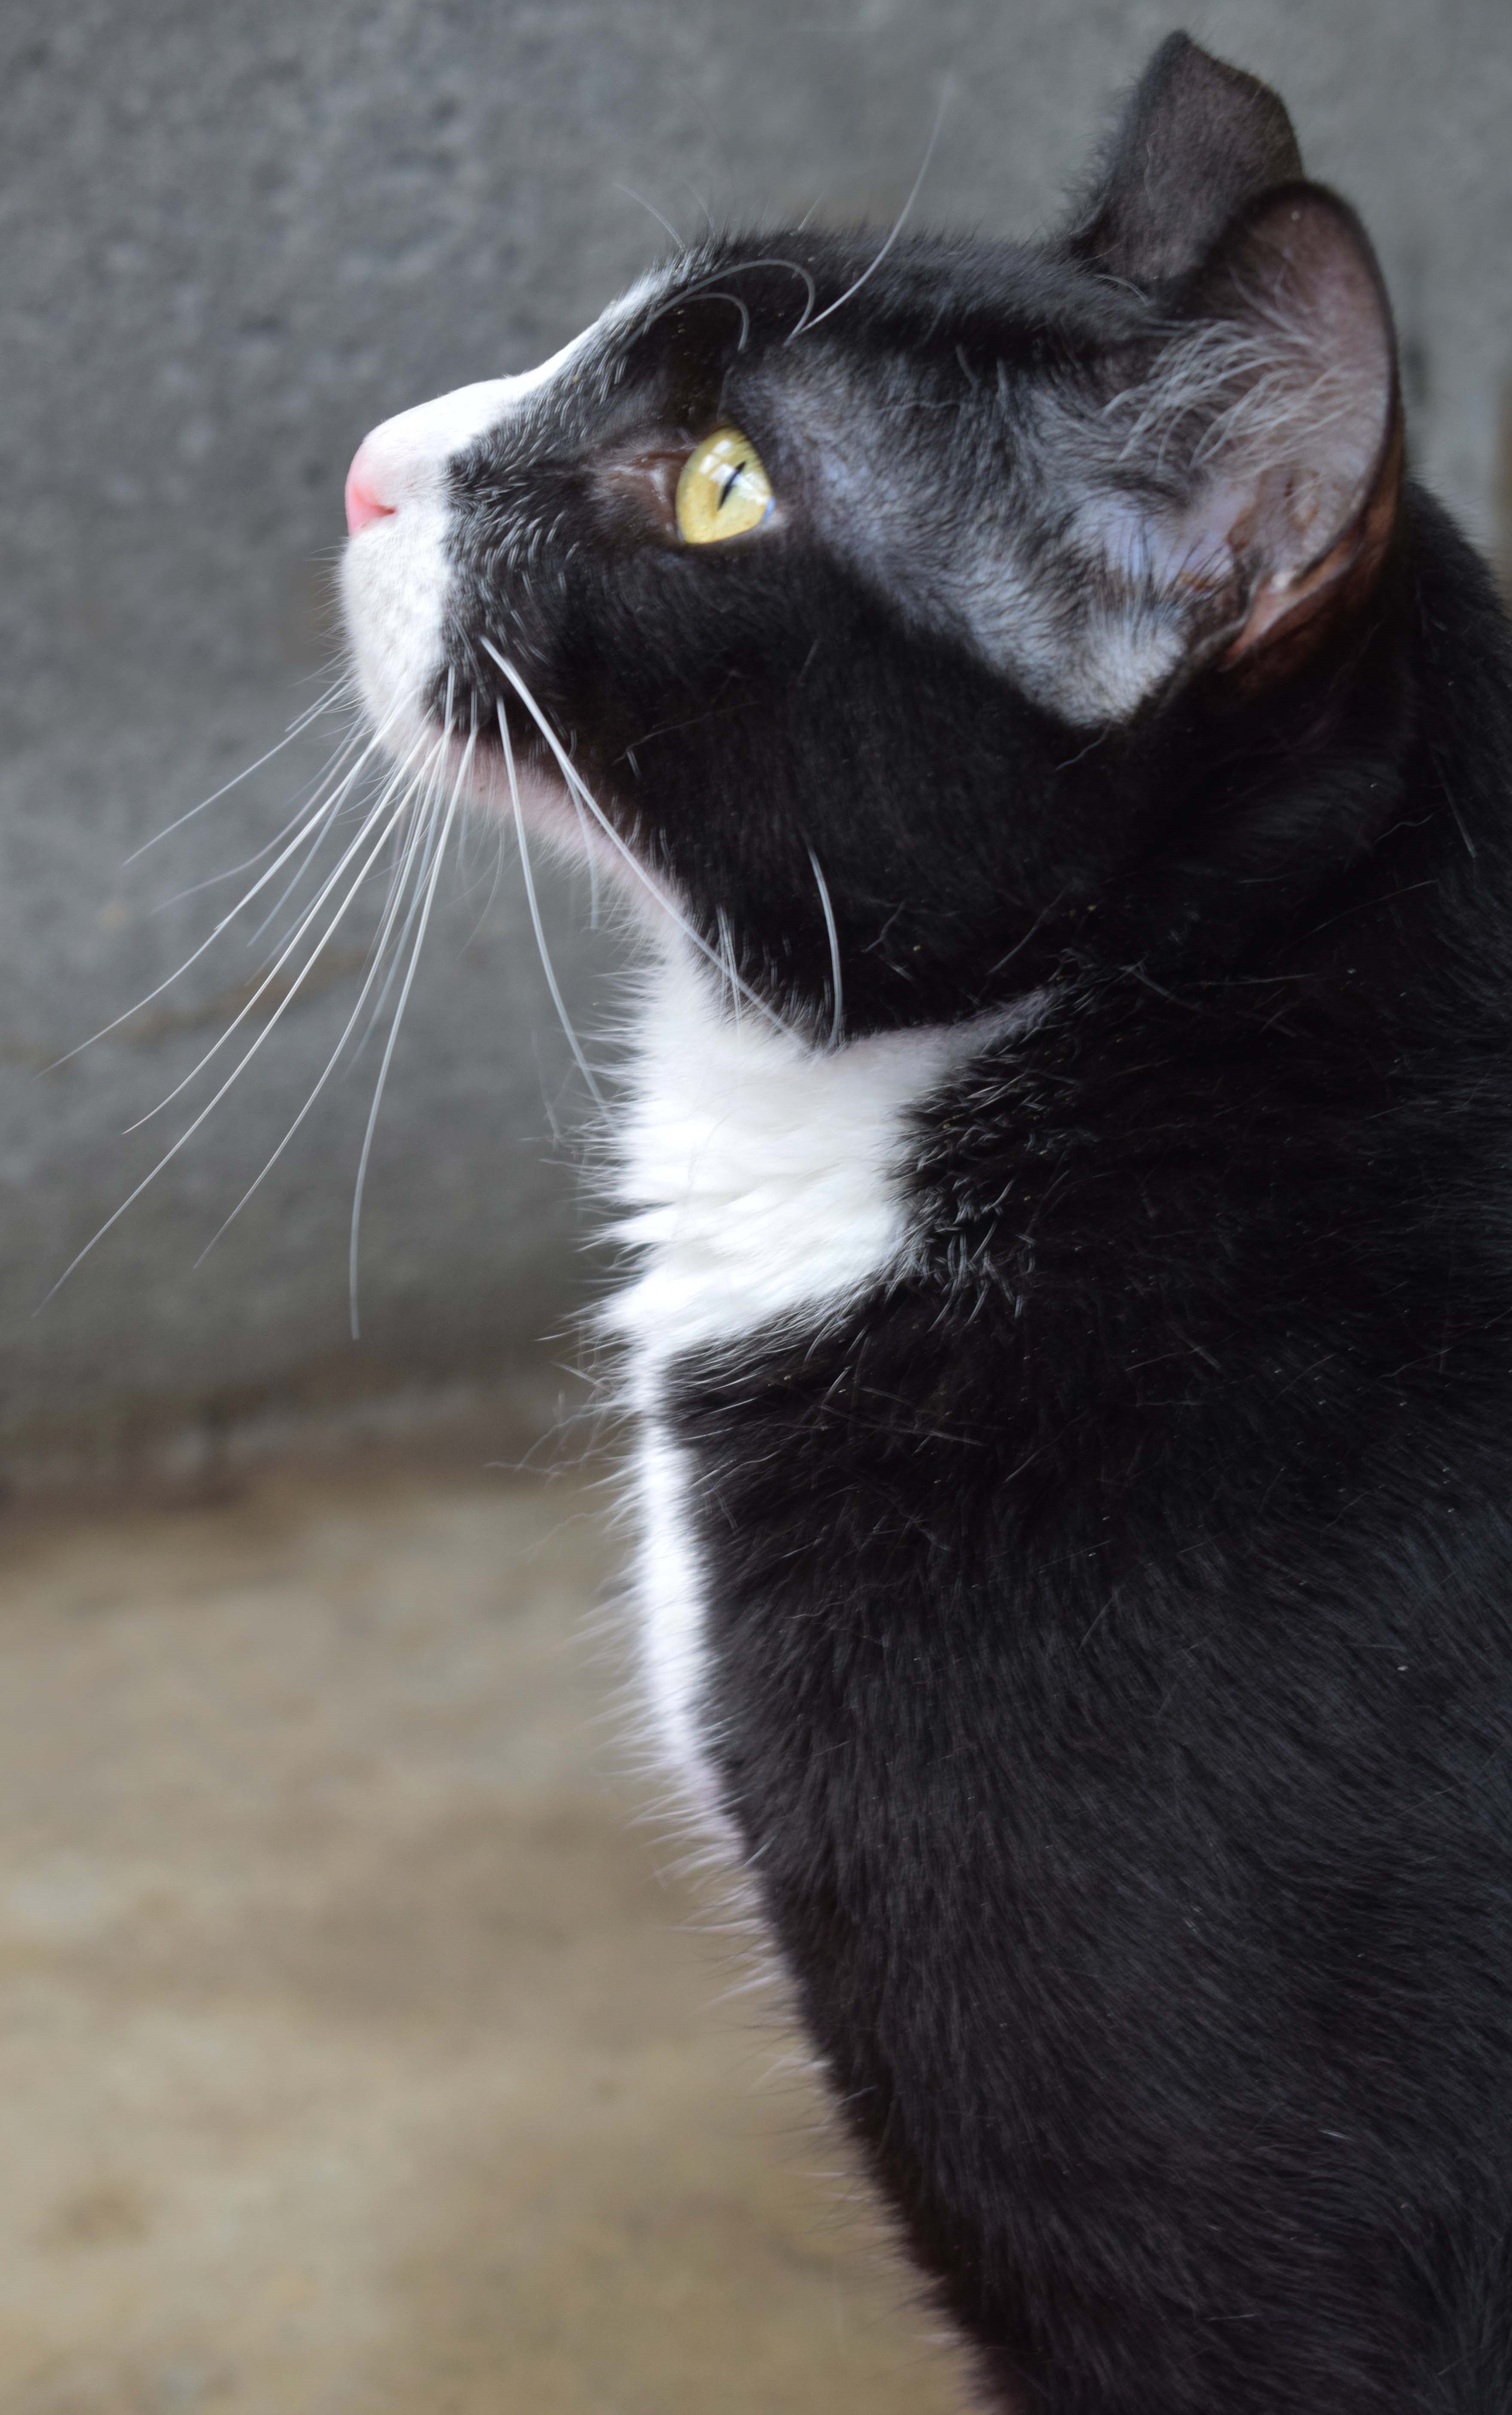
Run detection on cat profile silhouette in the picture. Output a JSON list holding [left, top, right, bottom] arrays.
[[342, 36, 1512, 2410]]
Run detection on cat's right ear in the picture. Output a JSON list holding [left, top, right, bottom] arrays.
[[1044, 178, 1402, 722], [1094, 181, 1404, 702], [1064, 34, 1303, 288]]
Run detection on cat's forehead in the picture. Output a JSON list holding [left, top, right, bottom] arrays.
[[649, 228, 1134, 348], [341, 223, 1169, 754], [466, 229, 1141, 459]]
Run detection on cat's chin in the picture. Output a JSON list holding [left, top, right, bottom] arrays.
[[343, 532, 667, 928], [341, 504, 454, 744], [448, 727, 679, 931]]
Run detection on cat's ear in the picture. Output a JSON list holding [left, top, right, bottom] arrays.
[[1089, 181, 1402, 698], [1066, 34, 1303, 288]]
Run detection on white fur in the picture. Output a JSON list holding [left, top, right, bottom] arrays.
[[340, 275, 671, 742], [342, 375, 544, 738], [336, 286, 1047, 1832], [610, 946, 1043, 1814], [605, 952, 1011, 1363], [631, 1426, 728, 1825]]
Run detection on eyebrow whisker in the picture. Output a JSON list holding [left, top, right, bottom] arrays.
[[788, 81, 952, 339]]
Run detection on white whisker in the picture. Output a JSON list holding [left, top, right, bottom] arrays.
[[122, 677, 351, 864], [806, 842, 844, 1048], [457, 812, 511, 950], [348, 738, 457, 1064], [150, 712, 373, 915], [242, 708, 418, 955], [716, 904, 741, 1024], [497, 701, 607, 1109], [573, 789, 601, 931], [43, 696, 414, 1076], [154, 793, 341, 916], [198, 724, 480, 1270], [37, 761, 434, 1310], [122, 727, 439, 1133], [348, 693, 472, 1338], [378, 736, 446, 928], [480, 640, 800, 1044], [241, 800, 349, 956]]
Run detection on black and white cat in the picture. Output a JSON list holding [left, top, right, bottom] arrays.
[[340, 36, 1512, 2412]]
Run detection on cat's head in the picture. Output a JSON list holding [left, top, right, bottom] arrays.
[[341, 34, 1403, 1041]]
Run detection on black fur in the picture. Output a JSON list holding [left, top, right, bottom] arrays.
[[670, 505, 1512, 2410], [1064, 32, 1304, 285], [426, 39, 1512, 2412]]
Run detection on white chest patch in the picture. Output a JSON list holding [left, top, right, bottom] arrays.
[[607, 949, 1021, 1366], [607, 946, 1039, 1825]]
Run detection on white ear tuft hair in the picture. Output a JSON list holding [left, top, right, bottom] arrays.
[[1082, 183, 1401, 696]]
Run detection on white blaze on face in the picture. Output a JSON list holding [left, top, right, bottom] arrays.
[[338, 272, 674, 750], [339, 342, 585, 743]]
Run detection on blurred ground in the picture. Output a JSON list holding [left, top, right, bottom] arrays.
[[0, 1439, 969, 2415]]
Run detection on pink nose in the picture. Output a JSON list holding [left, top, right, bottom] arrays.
[[344, 443, 396, 537]]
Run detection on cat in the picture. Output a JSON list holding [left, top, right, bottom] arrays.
[[340, 34, 1512, 2412]]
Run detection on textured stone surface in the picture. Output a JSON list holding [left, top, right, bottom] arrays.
[[0, 1445, 971, 2413], [2, 0, 1509, 1451]]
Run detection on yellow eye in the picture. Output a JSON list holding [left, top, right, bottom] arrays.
[[674, 425, 774, 545]]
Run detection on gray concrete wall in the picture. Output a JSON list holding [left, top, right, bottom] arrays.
[[3, 0, 1510, 1468]]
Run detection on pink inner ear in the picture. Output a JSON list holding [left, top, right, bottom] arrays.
[[1130, 190, 1398, 638], [1055, 188, 1400, 712], [1219, 203, 1389, 547]]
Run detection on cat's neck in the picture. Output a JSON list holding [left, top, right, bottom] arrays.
[[604, 946, 1043, 1371], [601, 500, 1512, 1385]]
